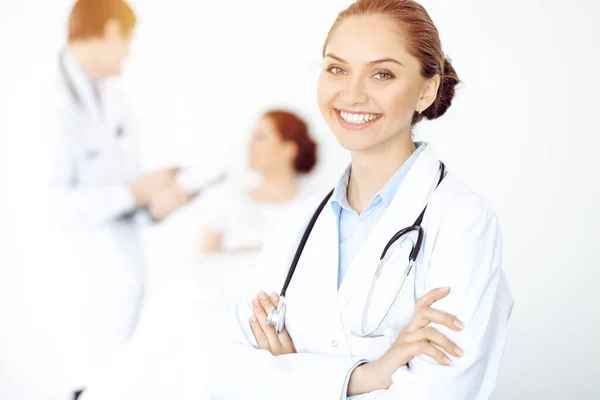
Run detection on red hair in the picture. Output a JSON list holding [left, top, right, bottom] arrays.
[[263, 110, 318, 174], [68, 0, 137, 42], [323, 0, 460, 124]]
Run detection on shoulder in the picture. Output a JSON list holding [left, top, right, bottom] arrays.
[[430, 172, 499, 231], [240, 189, 331, 298], [280, 190, 332, 231], [253, 189, 331, 263]]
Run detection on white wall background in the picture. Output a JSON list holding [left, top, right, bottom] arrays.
[[1, 0, 599, 399]]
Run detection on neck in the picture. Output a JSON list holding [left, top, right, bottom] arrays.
[[68, 41, 105, 83], [347, 133, 416, 213], [254, 166, 298, 202]]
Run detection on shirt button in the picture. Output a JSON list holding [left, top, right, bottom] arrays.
[[332, 340, 338, 347]]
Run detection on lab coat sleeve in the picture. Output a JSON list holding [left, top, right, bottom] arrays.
[[209, 219, 365, 399], [352, 204, 512, 400], [44, 107, 137, 230]]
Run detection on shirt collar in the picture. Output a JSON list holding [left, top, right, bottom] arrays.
[[331, 165, 353, 214], [330, 141, 427, 214]]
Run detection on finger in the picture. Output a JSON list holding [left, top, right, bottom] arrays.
[[258, 292, 277, 314], [277, 328, 296, 352], [250, 314, 270, 351], [252, 295, 282, 353], [415, 287, 451, 310], [411, 341, 453, 366], [420, 307, 465, 331], [409, 327, 463, 358], [258, 291, 277, 317], [267, 293, 295, 351]]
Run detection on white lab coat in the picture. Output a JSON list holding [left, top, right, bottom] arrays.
[[38, 50, 146, 392], [210, 144, 513, 400]]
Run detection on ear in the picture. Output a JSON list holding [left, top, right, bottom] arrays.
[[416, 74, 441, 113], [283, 141, 298, 163], [103, 18, 123, 40]]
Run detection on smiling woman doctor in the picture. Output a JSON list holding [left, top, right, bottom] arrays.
[[210, 1, 513, 399]]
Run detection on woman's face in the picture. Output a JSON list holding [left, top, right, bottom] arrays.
[[317, 14, 432, 154], [249, 117, 296, 174]]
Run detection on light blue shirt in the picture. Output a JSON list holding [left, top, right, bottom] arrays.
[[334, 142, 426, 399], [331, 142, 426, 289]]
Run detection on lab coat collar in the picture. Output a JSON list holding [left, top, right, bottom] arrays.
[[60, 48, 103, 123], [329, 141, 427, 218], [337, 143, 441, 309]]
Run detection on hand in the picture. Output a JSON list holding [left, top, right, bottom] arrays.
[[348, 287, 464, 395], [249, 291, 296, 356], [130, 167, 179, 207], [148, 183, 191, 221]]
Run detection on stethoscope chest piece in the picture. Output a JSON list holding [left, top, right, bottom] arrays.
[[266, 295, 287, 334]]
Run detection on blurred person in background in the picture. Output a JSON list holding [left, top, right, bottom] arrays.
[[200, 109, 318, 254], [40, 0, 194, 398]]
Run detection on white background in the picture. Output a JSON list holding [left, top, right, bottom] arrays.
[[1, 0, 599, 399]]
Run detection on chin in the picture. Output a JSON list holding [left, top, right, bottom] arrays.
[[329, 129, 375, 153], [336, 138, 377, 152]]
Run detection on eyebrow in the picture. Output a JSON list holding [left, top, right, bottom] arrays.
[[324, 53, 404, 67]]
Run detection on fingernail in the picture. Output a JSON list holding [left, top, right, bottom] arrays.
[[259, 291, 268, 299], [252, 298, 259, 307], [454, 319, 465, 329], [443, 356, 452, 365], [270, 292, 279, 301], [439, 287, 450, 293], [455, 346, 464, 357]]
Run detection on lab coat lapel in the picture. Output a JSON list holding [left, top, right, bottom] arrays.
[[286, 193, 340, 342], [302, 195, 339, 293], [61, 50, 103, 125], [337, 145, 441, 310]]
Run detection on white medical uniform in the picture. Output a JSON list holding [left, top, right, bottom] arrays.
[[210, 144, 514, 399], [199, 183, 307, 251], [38, 49, 146, 393]]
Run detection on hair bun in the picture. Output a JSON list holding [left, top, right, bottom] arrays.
[[423, 57, 460, 120], [295, 137, 317, 173]]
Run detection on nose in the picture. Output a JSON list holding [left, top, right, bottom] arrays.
[[338, 76, 369, 107]]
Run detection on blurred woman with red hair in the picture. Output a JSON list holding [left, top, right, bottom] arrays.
[[200, 109, 318, 254]]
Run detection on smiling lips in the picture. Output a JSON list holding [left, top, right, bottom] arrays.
[[335, 108, 383, 130]]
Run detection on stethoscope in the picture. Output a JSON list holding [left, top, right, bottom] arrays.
[[267, 161, 446, 338], [59, 51, 228, 222], [59, 50, 100, 114]]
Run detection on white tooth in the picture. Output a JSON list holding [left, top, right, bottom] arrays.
[[340, 112, 381, 124]]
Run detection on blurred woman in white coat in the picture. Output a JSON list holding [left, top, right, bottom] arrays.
[[39, 1, 192, 398], [211, 0, 513, 399]]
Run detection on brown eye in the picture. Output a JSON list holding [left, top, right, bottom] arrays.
[[328, 66, 346, 75]]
